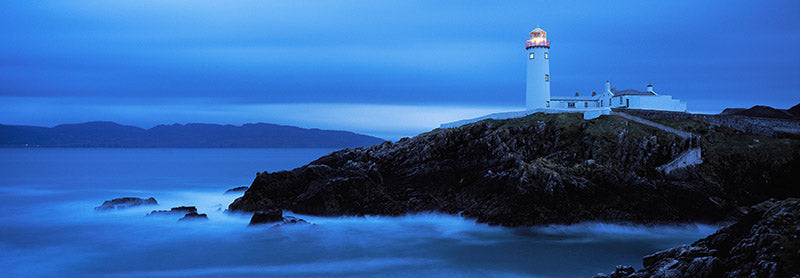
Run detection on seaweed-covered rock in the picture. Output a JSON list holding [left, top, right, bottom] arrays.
[[594, 198, 800, 277], [95, 197, 157, 211]]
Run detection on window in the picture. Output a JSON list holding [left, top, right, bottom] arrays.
[[601, 100, 604, 107], [529, 53, 534, 59], [584, 102, 588, 108], [546, 101, 550, 108], [568, 102, 575, 108], [544, 52, 549, 59], [626, 99, 630, 107], [545, 74, 549, 82], [609, 98, 612, 106], [619, 97, 623, 104]]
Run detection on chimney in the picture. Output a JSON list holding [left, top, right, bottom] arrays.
[[592, 90, 597, 96], [646, 83, 654, 93], [605, 80, 611, 92]]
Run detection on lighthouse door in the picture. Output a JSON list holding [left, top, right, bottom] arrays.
[[626, 99, 630, 108]]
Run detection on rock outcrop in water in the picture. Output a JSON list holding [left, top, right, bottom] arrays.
[[178, 212, 208, 221], [249, 209, 284, 225], [249, 209, 309, 226], [147, 206, 197, 216], [229, 113, 799, 226], [95, 197, 157, 210], [594, 198, 800, 278], [225, 186, 249, 194]]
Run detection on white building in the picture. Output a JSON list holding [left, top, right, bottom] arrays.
[[549, 81, 686, 112], [441, 27, 687, 128]]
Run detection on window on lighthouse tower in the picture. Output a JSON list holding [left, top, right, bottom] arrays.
[[545, 74, 549, 82], [544, 52, 549, 59], [529, 53, 534, 59]]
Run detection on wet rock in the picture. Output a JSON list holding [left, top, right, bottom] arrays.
[[592, 265, 634, 278], [147, 206, 197, 216], [178, 212, 208, 221], [249, 209, 283, 225], [594, 198, 800, 277], [224, 186, 248, 194], [95, 197, 157, 211], [271, 216, 310, 228]]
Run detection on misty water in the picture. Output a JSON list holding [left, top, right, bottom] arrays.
[[0, 148, 719, 277]]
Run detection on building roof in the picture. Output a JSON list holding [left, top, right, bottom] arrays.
[[611, 88, 656, 96]]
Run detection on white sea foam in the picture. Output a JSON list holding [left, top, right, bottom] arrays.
[[0, 148, 724, 278]]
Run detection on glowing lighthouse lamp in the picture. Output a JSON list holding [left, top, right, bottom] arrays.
[[525, 28, 551, 110]]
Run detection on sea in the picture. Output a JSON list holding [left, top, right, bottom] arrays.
[[0, 148, 719, 278]]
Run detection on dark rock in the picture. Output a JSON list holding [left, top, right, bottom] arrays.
[[271, 216, 310, 228], [224, 186, 249, 194], [95, 197, 157, 211], [249, 209, 283, 225], [593, 265, 635, 278], [229, 113, 799, 227], [594, 198, 800, 277], [178, 212, 208, 221], [147, 206, 197, 216]]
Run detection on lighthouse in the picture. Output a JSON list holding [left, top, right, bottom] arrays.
[[525, 27, 550, 110]]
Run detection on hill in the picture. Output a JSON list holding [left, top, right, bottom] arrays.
[[0, 121, 385, 148], [229, 113, 799, 226], [721, 103, 800, 119]]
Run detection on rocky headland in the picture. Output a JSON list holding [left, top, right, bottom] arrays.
[[594, 198, 800, 278], [229, 112, 799, 226]]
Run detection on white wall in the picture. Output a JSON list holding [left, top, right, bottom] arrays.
[[612, 95, 686, 111], [525, 47, 550, 109], [550, 99, 602, 109]]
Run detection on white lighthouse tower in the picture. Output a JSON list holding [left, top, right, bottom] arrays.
[[525, 27, 551, 110]]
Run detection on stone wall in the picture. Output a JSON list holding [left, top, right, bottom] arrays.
[[613, 108, 800, 136], [656, 147, 702, 178]]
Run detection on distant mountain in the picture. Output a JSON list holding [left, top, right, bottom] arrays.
[[0, 121, 385, 148], [789, 103, 800, 117], [721, 104, 800, 119]]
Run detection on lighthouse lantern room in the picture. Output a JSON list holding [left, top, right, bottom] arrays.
[[525, 27, 551, 110]]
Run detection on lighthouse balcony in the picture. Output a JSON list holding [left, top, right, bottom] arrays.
[[525, 41, 550, 49]]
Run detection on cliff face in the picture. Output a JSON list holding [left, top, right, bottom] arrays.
[[594, 198, 800, 278], [229, 113, 800, 226]]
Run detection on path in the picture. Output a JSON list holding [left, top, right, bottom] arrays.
[[611, 111, 703, 175], [610, 111, 693, 139]]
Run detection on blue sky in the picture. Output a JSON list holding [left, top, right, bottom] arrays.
[[1, 1, 798, 139]]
